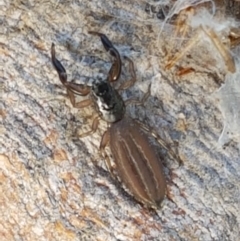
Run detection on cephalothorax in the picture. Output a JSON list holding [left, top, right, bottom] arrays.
[[91, 80, 125, 123], [51, 32, 178, 208]]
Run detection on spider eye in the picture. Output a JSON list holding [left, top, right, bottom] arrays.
[[97, 82, 109, 96]]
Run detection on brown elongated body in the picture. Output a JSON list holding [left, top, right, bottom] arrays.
[[51, 32, 175, 208], [109, 117, 166, 207]]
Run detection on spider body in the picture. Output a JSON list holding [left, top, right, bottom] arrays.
[[50, 32, 176, 208]]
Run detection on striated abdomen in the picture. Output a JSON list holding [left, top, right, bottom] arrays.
[[109, 117, 166, 208]]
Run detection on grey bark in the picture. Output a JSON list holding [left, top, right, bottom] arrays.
[[1, 1, 240, 240]]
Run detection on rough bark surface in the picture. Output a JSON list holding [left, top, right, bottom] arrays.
[[1, 1, 240, 241]]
